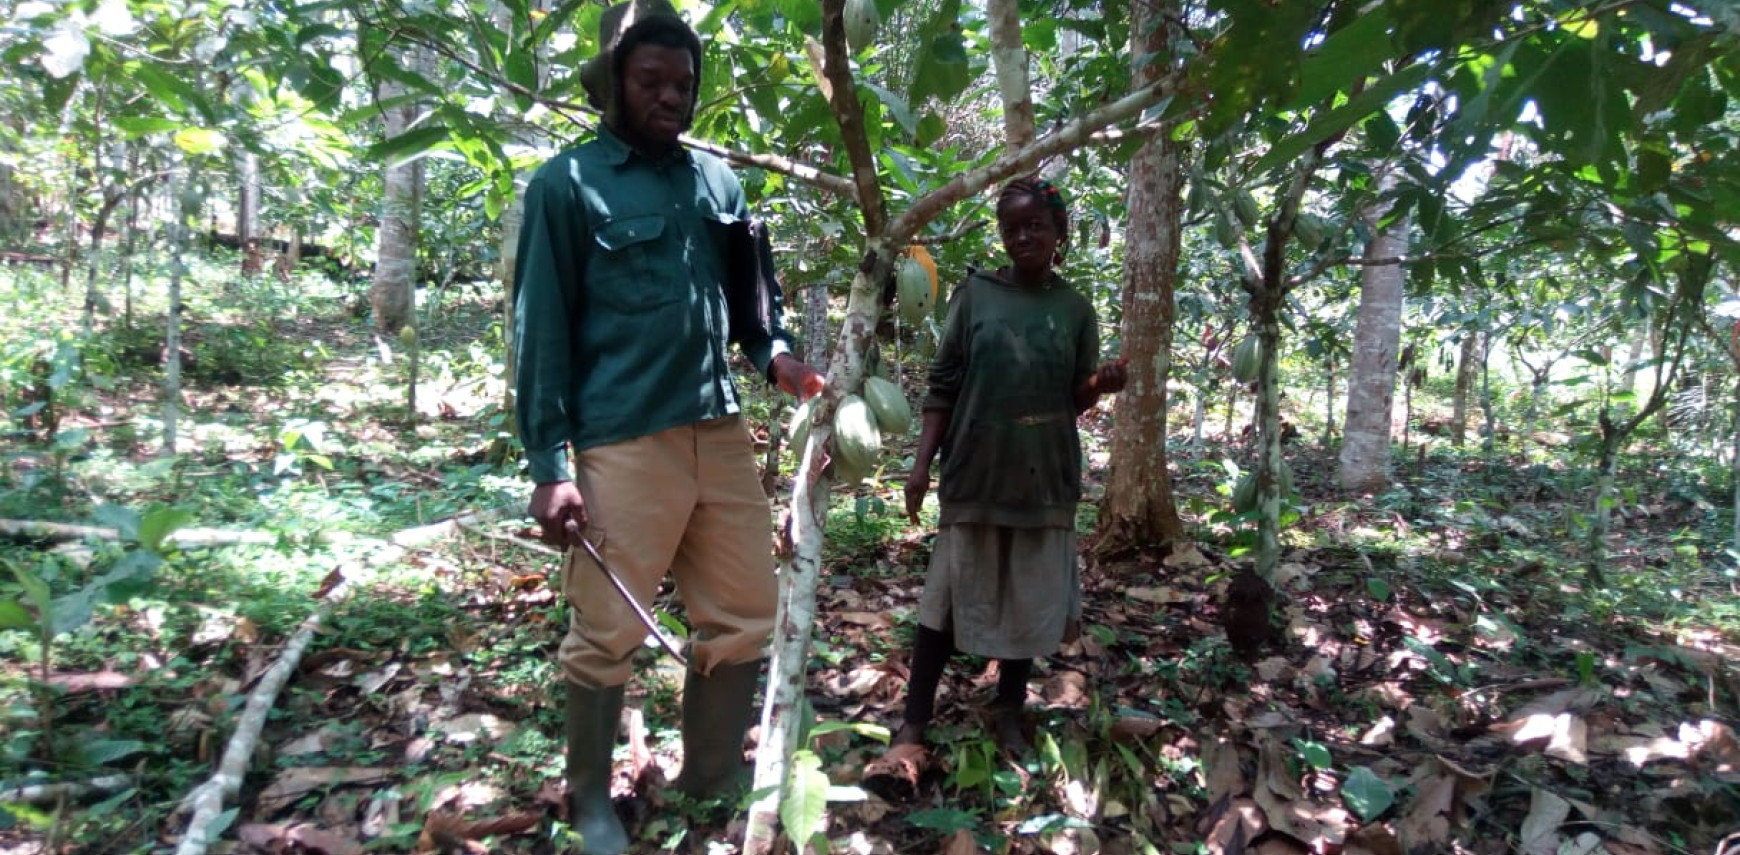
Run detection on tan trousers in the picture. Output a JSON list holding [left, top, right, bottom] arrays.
[[558, 415, 777, 688]]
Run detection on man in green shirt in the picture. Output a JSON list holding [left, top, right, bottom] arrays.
[[512, 2, 823, 850]]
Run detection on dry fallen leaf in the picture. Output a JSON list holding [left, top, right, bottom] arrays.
[[238, 823, 365, 855], [1202, 739, 1247, 804], [940, 828, 983, 855], [256, 767, 395, 816], [1125, 586, 1190, 605], [1518, 787, 1570, 855], [1203, 797, 1267, 855]]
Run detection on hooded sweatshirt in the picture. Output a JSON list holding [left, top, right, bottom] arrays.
[[512, 1, 788, 485]]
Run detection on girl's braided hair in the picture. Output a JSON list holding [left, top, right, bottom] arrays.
[[997, 176, 1070, 260]]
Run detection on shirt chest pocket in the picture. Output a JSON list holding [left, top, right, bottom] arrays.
[[590, 214, 679, 312]]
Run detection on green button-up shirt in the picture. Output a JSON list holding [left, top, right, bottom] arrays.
[[513, 128, 785, 484]]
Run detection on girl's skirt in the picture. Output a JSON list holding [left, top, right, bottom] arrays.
[[917, 522, 1080, 660]]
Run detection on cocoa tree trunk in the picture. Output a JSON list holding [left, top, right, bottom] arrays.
[[986, 0, 1035, 150], [1452, 332, 1477, 446], [369, 72, 419, 345], [1337, 185, 1408, 493], [164, 167, 189, 456]]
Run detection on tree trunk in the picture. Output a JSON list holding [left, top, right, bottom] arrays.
[[238, 151, 262, 275], [498, 180, 524, 427], [1322, 355, 1336, 446], [986, 0, 1035, 150], [164, 169, 188, 456], [1451, 333, 1477, 447], [1480, 333, 1497, 453], [1337, 191, 1408, 493], [1094, 0, 1186, 556], [1731, 379, 1739, 560], [369, 74, 419, 344], [1093, 0, 1187, 556], [804, 282, 829, 367]]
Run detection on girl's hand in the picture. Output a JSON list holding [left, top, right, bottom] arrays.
[[904, 468, 930, 525], [1088, 356, 1130, 395]]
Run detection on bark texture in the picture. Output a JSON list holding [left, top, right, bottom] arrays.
[[1095, 0, 1186, 556], [1337, 192, 1409, 493], [369, 73, 419, 339], [1451, 333, 1478, 446], [987, 0, 1035, 150]]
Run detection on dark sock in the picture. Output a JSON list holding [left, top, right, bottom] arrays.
[[901, 625, 954, 733], [994, 658, 1032, 709]]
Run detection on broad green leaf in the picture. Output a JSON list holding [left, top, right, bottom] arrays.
[[1290, 8, 1395, 110], [94, 505, 141, 543], [114, 117, 181, 139], [0, 599, 35, 630], [174, 128, 227, 155], [139, 507, 194, 553], [915, 112, 947, 148], [778, 750, 829, 849], [77, 738, 147, 766], [1295, 739, 1332, 770], [295, 23, 345, 46], [49, 588, 97, 636], [1341, 766, 1395, 820], [906, 807, 978, 833], [132, 64, 192, 113], [865, 83, 916, 138], [1252, 63, 1431, 174], [366, 126, 452, 167], [908, 0, 970, 105], [9, 562, 51, 619]]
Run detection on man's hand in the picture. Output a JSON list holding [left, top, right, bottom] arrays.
[[904, 468, 930, 525], [772, 353, 826, 401], [529, 481, 587, 549], [1089, 356, 1131, 394]]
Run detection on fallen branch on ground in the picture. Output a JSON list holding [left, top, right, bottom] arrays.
[[173, 574, 351, 855], [0, 775, 132, 805]]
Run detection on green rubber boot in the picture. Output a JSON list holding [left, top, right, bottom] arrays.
[[565, 682, 629, 855], [672, 660, 762, 798]]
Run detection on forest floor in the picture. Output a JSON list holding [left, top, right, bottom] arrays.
[[0, 267, 1736, 855]]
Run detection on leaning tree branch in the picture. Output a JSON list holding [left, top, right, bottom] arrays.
[[819, 0, 888, 236], [886, 74, 1177, 245]]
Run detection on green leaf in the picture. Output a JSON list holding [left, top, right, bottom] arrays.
[[1295, 739, 1332, 770], [1290, 8, 1395, 109], [49, 588, 97, 636], [1341, 766, 1395, 820], [865, 83, 916, 137], [78, 738, 148, 766], [113, 117, 182, 139], [94, 505, 141, 542], [365, 126, 452, 167], [908, 0, 971, 105], [1252, 63, 1431, 175], [906, 807, 978, 833], [915, 112, 947, 148], [1365, 577, 1391, 601], [207, 807, 239, 843], [139, 507, 194, 554], [779, 750, 829, 849], [9, 562, 51, 620], [173, 128, 227, 155], [0, 599, 35, 630]]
